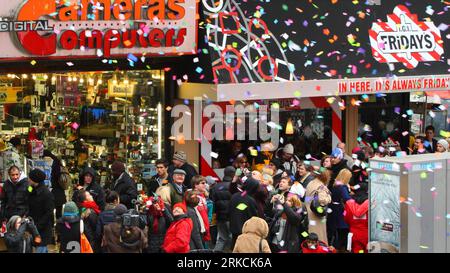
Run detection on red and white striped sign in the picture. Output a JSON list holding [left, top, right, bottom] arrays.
[[369, 5, 444, 69]]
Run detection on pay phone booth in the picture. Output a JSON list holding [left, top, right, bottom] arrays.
[[369, 153, 450, 253]]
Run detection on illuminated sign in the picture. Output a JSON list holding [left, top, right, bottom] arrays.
[[0, 0, 198, 60]]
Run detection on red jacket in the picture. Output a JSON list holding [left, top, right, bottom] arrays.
[[344, 199, 369, 241], [197, 194, 211, 241], [162, 215, 193, 253], [301, 241, 336, 253]]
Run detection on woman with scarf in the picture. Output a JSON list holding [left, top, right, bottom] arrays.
[[74, 189, 100, 252], [184, 190, 205, 251], [146, 194, 173, 253], [191, 175, 211, 245]]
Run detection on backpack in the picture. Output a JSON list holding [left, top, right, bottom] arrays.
[[58, 166, 72, 190], [310, 185, 331, 218]]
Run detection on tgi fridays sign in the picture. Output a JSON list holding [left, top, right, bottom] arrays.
[[369, 5, 444, 69], [0, 0, 198, 59]]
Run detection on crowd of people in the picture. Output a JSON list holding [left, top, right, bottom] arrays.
[[0, 124, 445, 253]]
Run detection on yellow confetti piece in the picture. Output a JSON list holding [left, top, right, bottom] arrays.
[[28, 186, 33, 193], [236, 203, 248, 211], [30, 60, 36, 66], [358, 250, 364, 253], [420, 172, 427, 179], [301, 231, 309, 237], [317, 207, 324, 213], [250, 149, 258, 156]]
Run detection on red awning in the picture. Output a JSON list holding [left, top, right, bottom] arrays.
[[425, 91, 450, 99]]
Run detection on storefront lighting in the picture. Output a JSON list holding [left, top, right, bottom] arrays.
[[73, 76, 77, 82], [286, 118, 294, 135], [32, 75, 37, 80], [68, 76, 72, 82], [113, 79, 118, 85], [80, 78, 84, 83], [22, 74, 28, 79], [88, 78, 94, 85], [51, 76, 56, 82], [44, 74, 48, 80], [157, 102, 162, 158], [97, 79, 103, 85], [124, 79, 129, 85]]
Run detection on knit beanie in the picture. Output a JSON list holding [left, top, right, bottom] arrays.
[[114, 204, 128, 216], [437, 139, 449, 151], [63, 201, 79, 215], [173, 202, 187, 213], [29, 169, 46, 184], [173, 151, 187, 163]]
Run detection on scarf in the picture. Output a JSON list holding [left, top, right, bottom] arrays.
[[149, 199, 165, 234], [81, 201, 100, 215], [173, 182, 183, 194], [195, 207, 206, 233]]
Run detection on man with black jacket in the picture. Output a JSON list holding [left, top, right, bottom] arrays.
[[146, 159, 171, 195], [210, 166, 234, 252], [27, 169, 55, 253], [1, 166, 29, 219], [43, 150, 66, 219], [110, 161, 137, 210], [229, 177, 260, 249]]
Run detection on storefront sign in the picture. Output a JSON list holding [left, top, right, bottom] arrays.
[[369, 5, 444, 69], [217, 74, 450, 101], [0, 0, 198, 59], [0, 86, 23, 103], [369, 161, 400, 172]]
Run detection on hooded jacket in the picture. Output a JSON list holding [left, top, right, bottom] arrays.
[[45, 151, 66, 207], [56, 214, 81, 253], [162, 214, 193, 253], [233, 217, 271, 253], [229, 178, 260, 236], [2, 173, 29, 219], [102, 222, 148, 253], [78, 167, 106, 210]]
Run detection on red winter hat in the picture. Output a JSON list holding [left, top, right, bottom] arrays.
[[352, 147, 362, 154], [173, 202, 187, 213]]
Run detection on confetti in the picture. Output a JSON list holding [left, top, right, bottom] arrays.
[[30, 60, 37, 66], [420, 172, 427, 179], [301, 231, 309, 238], [28, 186, 33, 193], [210, 152, 219, 159]]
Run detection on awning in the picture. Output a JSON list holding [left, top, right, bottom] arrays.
[[425, 91, 450, 99], [216, 74, 450, 102]]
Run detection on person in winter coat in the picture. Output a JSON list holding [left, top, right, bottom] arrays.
[[146, 159, 172, 195], [56, 201, 81, 253], [168, 169, 187, 206], [191, 175, 211, 244], [102, 204, 148, 253], [146, 194, 173, 253], [301, 232, 336, 253], [233, 216, 271, 253], [210, 166, 233, 252], [1, 166, 29, 219], [344, 182, 369, 253], [229, 177, 260, 248], [95, 190, 120, 246], [43, 150, 66, 219], [27, 168, 55, 253], [184, 190, 205, 251], [305, 170, 332, 244], [350, 149, 369, 187], [162, 203, 193, 253], [266, 176, 293, 220], [76, 167, 106, 211], [327, 148, 352, 251], [74, 189, 100, 252], [295, 161, 315, 190], [169, 151, 198, 189], [110, 160, 137, 209], [251, 171, 270, 220], [4, 215, 41, 253], [269, 194, 308, 253]]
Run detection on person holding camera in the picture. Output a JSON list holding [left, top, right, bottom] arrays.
[[27, 169, 55, 253], [4, 215, 41, 253], [102, 204, 148, 253], [146, 195, 173, 253]]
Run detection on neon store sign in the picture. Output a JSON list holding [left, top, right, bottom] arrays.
[[0, 0, 198, 59]]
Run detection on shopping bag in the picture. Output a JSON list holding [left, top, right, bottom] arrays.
[[80, 220, 93, 253]]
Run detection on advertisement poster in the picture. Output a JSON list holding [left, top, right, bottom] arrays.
[[369, 172, 401, 253], [27, 159, 53, 188]]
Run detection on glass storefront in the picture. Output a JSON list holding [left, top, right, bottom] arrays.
[[0, 70, 165, 188]]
